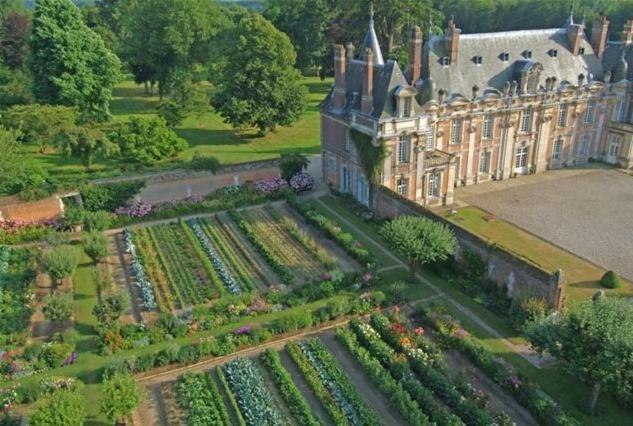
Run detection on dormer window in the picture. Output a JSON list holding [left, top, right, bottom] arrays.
[[549, 49, 558, 58], [403, 97, 412, 118], [523, 50, 532, 59], [579, 47, 585, 55], [500, 53, 510, 62], [473, 56, 483, 65], [441, 56, 450, 66]]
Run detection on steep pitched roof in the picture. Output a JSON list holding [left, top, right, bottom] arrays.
[[360, 15, 384, 65], [603, 42, 633, 81], [424, 27, 604, 99]]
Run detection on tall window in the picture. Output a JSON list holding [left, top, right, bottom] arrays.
[[403, 97, 412, 118], [397, 134, 410, 163], [451, 119, 462, 144], [428, 172, 441, 197], [425, 131, 435, 151], [345, 130, 352, 152], [483, 114, 494, 139], [557, 104, 568, 128], [578, 135, 589, 156], [396, 177, 409, 196], [515, 146, 528, 168], [479, 151, 491, 173], [553, 137, 563, 160], [584, 102, 595, 124], [613, 96, 627, 122], [520, 108, 532, 133]]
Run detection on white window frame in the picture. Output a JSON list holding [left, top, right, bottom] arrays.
[[479, 151, 491, 173], [483, 114, 494, 139], [578, 135, 589, 156], [397, 133, 411, 163], [425, 131, 435, 151], [584, 102, 595, 124], [553, 137, 563, 160], [451, 119, 462, 144], [520, 108, 532, 133], [557, 104, 568, 128], [402, 97, 412, 118], [608, 135, 621, 156], [345, 130, 352, 152], [427, 171, 441, 197], [396, 177, 409, 196], [613, 96, 627, 122], [515, 146, 528, 168]]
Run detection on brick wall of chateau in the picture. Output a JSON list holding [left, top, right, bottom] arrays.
[[372, 187, 565, 309]]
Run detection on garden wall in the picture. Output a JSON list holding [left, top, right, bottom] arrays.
[[371, 187, 565, 310]]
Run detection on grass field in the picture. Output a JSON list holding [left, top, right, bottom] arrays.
[[22, 77, 329, 186], [444, 206, 633, 301]]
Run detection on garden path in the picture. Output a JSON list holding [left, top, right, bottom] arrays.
[[312, 197, 549, 369]]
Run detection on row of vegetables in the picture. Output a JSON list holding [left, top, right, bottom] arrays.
[[123, 227, 157, 310], [0, 245, 11, 286]]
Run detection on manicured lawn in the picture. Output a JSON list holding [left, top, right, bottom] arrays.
[[443, 206, 633, 301], [73, 250, 100, 354], [19, 77, 329, 187], [426, 300, 632, 425]]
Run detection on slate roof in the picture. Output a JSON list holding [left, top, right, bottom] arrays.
[[423, 27, 604, 99], [603, 42, 633, 81]]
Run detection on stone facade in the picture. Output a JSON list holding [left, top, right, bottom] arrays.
[[321, 13, 633, 207]]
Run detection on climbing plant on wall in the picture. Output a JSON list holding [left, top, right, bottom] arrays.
[[350, 128, 387, 184]]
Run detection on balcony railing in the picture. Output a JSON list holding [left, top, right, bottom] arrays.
[[424, 150, 451, 169]]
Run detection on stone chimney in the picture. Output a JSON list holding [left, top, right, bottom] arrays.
[[345, 42, 355, 63], [567, 23, 584, 55], [333, 44, 346, 110], [622, 19, 633, 45], [407, 26, 423, 84], [362, 47, 374, 114], [445, 18, 461, 64], [591, 15, 609, 58]]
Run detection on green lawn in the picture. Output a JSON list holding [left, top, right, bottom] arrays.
[[443, 206, 633, 301], [21, 77, 329, 186]]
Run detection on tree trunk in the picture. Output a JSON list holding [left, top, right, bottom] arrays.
[[587, 382, 601, 414]]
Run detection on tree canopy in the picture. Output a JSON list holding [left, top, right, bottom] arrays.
[[381, 215, 458, 276], [29, 0, 120, 122], [30, 389, 86, 426], [0, 125, 47, 195], [212, 13, 307, 134], [525, 296, 633, 412], [100, 373, 142, 424]]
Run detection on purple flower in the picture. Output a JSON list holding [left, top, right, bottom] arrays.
[[255, 177, 288, 195], [115, 201, 153, 218], [234, 325, 252, 335], [289, 173, 315, 192]]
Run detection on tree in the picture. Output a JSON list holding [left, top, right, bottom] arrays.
[[381, 216, 457, 277], [42, 291, 74, 323], [0, 125, 47, 195], [108, 116, 188, 165], [30, 389, 86, 426], [100, 373, 142, 425], [93, 291, 128, 325], [54, 125, 119, 170], [0, 65, 35, 108], [0, 10, 31, 69], [29, 0, 120, 122], [82, 210, 112, 232], [600, 270, 622, 289], [279, 153, 309, 181], [212, 13, 307, 134], [1, 104, 76, 153], [83, 232, 108, 265], [157, 100, 186, 128], [40, 245, 79, 279], [525, 296, 633, 413], [117, 0, 225, 97]]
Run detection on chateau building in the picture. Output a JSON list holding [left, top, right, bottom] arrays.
[[320, 12, 633, 207]]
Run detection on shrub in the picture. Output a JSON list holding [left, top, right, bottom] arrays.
[[83, 232, 108, 265], [189, 152, 221, 173], [280, 153, 308, 182], [81, 182, 144, 212], [600, 270, 622, 289], [271, 311, 313, 334], [289, 173, 315, 192], [82, 210, 112, 232], [40, 245, 79, 279], [509, 297, 550, 329]]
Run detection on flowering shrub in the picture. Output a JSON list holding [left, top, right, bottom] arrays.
[[115, 201, 153, 218], [0, 218, 28, 233], [255, 176, 288, 195], [234, 325, 252, 335], [289, 173, 314, 192]]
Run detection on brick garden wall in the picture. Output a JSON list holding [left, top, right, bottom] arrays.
[[372, 186, 565, 310]]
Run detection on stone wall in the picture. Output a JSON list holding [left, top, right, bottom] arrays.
[[372, 186, 565, 310]]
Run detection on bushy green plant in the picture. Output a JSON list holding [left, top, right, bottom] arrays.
[[83, 232, 108, 265], [81, 182, 144, 212], [600, 270, 622, 289], [42, 291, 74, 323], [509, 297, 550, 329], [100, 373, 142, 425], [40, 245, 78, 279], [82, 210, 112, 232], [30, 389, 85, 426], [279, 153, 309, 181], [189, 152, 222, 173]]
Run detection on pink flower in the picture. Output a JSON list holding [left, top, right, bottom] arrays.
[[414, 327, 425, 336], [255, 177, 289, 194]]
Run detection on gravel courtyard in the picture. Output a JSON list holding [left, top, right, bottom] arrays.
[[456, 167, 633, 281]]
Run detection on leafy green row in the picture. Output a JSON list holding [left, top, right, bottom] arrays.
[[228, 210, 293, 284], [259, 349, 322, 426], [335, 327, 431, 426], [175, 372, 231, 426], [216, 367, 247, 426]]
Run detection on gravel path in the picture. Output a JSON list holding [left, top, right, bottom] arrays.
[[457, 168, 633, 281]]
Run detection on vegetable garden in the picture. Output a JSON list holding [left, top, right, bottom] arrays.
[[120, 203, 357, 314]]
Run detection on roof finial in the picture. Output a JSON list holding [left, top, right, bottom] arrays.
[[428, 15, 433, 38], [567, 2, 575, 26], [369, 3, 374, 26]]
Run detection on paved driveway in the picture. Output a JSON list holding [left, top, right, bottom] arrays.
[[456, 167, 633, 281]]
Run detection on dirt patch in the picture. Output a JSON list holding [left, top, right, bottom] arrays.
[[319, 330, 406, 426]]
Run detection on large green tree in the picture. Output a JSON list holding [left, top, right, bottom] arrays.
[[29, 0, 120, 122], [100, 373, 142, 425], [55, 125, 119, 169], [0, 65, 34, 109], [117, 0, 225, 97], [381, 215, 457, 277], [212, 13, 307, 134], [0, 10, 31, 69], [1, 104, 75, 153], [0, 125, 47, 195], [525, 295, 633, 413], [30, 389, 86, 426]]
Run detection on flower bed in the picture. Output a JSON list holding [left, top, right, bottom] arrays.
[[176, 372, 231, 426], [420, 305, 577, 426], [289, 173, 315, 192], [0, 246, 34, 351], [123, 228, 157, 310], [223, 357, 284, 425], [259, 349, 321, 426], [255, 177, 288, 195], [187, 219, 241, 295]]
